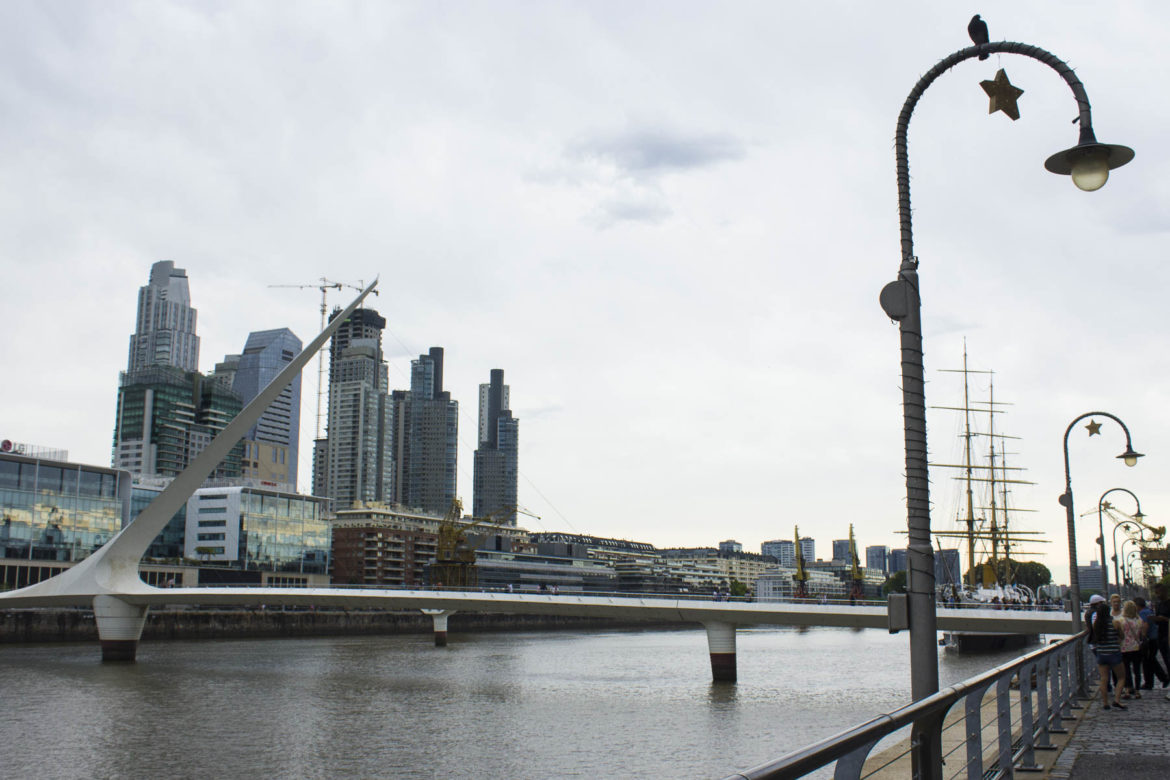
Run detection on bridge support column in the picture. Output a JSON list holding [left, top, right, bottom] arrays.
[[94, 595, 148, 662], [704, 621, 736, 682], [422, 609, 455, 647]]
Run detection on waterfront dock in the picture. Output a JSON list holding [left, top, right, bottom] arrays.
[[1046, 689, 1170, 779]]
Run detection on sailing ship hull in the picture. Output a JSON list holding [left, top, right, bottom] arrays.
[[942, 630, 1040, 654]]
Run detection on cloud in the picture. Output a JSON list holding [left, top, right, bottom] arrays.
[[568, 128, 746, 177], [547, 126, 745, 226]]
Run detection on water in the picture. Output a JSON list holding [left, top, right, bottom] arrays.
[[0, 626, 1026, 779]]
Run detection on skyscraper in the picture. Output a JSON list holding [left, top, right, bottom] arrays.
[[314, 308, 393, 511], [832, 539, 852, 564], [398, 348, 458, 516], [866, 545, 890, 574], [127, 261, 200, 374], [113, 366, 243, 478], [761, 539, 795, 566], [226, 329, 302, 488], [799, 537, 815, 563], [472, 369, 518, 524], [114, 262, 242, 478]]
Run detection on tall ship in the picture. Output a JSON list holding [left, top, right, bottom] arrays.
[[930, 345, 1049, 653]]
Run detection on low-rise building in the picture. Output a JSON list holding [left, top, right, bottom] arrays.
[[185, 484, 329, 582], [1, 450, 131, 589]]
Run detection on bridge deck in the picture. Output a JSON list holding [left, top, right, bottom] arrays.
[[0, 587, 1077, 635]]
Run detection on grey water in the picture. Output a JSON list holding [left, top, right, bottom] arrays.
[[0, 626, 1024, 779]]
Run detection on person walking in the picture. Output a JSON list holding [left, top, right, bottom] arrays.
[[1135, 596, 1168, 689], [1153, 584, 1170, 697], [1089, 599, 1127, 710], [1119, 600, 1146, 698]]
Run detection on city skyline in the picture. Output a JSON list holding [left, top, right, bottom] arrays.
[[3, 4, 1169, 583]]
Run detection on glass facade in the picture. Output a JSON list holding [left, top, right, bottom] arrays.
[[131, 483, 188, 560], [0, 454, 130, 563], [240, 491, 329, 574], [186, 487, 329, 574]]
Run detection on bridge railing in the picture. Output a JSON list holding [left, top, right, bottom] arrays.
[[720, 633, 1087, 780], [179, 582, 1066, 611]]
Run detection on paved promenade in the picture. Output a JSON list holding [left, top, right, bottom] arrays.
[[1047, 686, 1170, 778]]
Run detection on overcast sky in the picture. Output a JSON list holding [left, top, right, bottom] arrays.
[[2, 2, 1167, 585]]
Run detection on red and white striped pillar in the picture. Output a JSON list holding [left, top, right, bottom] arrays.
[[422, 609, 455, 647], [704, 621, 737, 682]]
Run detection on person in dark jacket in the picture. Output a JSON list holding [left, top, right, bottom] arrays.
[[1090, 600, 1127, 709]]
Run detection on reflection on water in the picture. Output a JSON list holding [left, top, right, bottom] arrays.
[[0, 626, 1026, 779]]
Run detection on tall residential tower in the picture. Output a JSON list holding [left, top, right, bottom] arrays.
[[313, 308, 393, 511], [472, 369, 518, 524]]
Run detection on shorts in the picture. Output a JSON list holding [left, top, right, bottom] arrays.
[[1095, 651, 1123, 666]]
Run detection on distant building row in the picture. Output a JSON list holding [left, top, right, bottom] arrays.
[[108, 261, 518, 521]]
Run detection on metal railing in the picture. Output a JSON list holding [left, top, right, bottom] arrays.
[[721, 634, 1087, 780]]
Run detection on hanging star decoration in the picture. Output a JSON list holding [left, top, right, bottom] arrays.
[[980, 68, 1025, 121], [1086, 420, 1103, 436]]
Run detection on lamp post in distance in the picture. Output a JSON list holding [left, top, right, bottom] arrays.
[[1059, 412, 1143, 687], [1097, 488, 1144, 596]]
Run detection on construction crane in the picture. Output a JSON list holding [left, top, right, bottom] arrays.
[[430, 499, 509, 588], [268, 278, 378, 441], [848, 524, 864, 603], [793, 524, 809, 599]]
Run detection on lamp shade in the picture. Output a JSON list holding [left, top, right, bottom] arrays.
[[1045, 142, 1134, 191]]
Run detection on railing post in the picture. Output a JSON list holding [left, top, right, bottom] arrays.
[[1016, 662, 1042, 772], [1059, 648, 1075, 719], [1034, 655, 1059, 745], [831, 738, 879, 780], [964, 682, 993, 780], [995, 675, 1015, 778]]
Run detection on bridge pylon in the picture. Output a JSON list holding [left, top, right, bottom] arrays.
[[704, 621, 737, 682], [94, 595, 148, 661]]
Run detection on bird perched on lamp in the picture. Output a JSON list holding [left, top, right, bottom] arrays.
[[968, 14, 990, 60]]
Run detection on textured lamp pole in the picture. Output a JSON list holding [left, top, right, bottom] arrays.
[[1111, 522, 1140, 598], [878, 39, 1134, 779], [1099, 487, 1144, 595], [1060, 412, 1143, 693]]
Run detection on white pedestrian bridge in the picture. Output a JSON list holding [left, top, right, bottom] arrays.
[[0, 280, 1077, 681]]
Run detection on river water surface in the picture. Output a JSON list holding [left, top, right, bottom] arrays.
[[0, 626, 1026, 779]]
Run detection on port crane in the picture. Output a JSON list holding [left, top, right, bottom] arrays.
[[793, 525, 809, 599]]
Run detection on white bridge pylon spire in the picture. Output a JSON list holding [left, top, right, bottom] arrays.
[[0, 278, 380, 659]]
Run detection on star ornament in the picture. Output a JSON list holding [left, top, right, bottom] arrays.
[[980, 68, 1025, 121], [1086, 420, 1103, 436]]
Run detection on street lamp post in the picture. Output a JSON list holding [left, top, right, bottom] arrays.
[[879, 37, 1133, 776], [1125, 548, 1143, 593], [1098, 488, 1144, 596], [1109, 514, 1144, 598], [1059, 412, 1143, 693]]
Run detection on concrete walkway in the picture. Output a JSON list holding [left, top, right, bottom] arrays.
[[1047, 686, 1170, 779]]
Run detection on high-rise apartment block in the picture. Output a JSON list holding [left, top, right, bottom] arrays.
[[216, 329, 303, 488], [127, 261, 200, 374], [799, 537, 815, 563], [394, 348, 458, 516], [113, 262, 244, 478], [832, 539, 852, 564], [866, 545, 890, 575], [472, 369, 518, 524], [314, 308, 393, 511], [761, 539, 795, 566]]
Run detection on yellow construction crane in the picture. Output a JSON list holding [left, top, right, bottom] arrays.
[[268, 278, 378, 441], [848, 524, 864, 602], [793, 524, 809, 599], [430, 499, 510, 588]]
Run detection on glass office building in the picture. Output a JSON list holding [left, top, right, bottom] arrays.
[[186, 485, 329, 574], [0, 452, 131, 570]]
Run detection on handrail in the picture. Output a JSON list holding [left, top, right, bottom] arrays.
[[721, 633, 1086, 779]]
